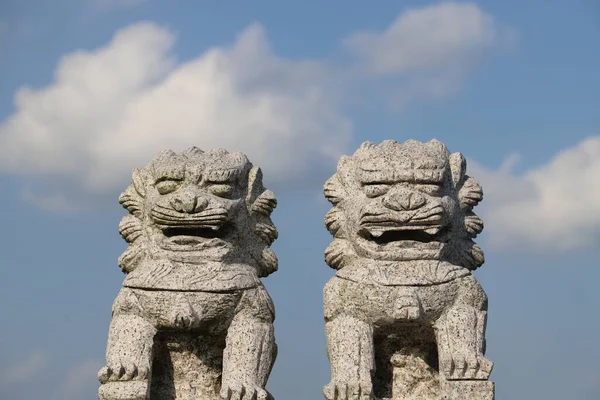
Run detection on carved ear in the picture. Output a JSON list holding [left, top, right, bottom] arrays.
[[449, 152, 466, 187], [131, 168, 151, 197], [247, 167, 277, 215], [247, 167, 263, 200]]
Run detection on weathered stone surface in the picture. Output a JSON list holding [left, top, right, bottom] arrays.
[[98, 147, 278, 400], [322, 139, 494, 399], [441, 380, 494, 400]]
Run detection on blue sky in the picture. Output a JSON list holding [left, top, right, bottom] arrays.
[[0, 1, 598, 399]]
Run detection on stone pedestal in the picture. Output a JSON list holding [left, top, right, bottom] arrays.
[[441, 380, 495, 400], [98, 381, 148, 400]]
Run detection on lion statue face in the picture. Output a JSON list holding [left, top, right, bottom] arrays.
[[117, 147, 278, 277], [324, 139, 485, 270]]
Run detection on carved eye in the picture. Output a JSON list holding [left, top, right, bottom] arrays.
[[417, 184, 443, 196], [363, 184, 390, 198], [209, 184, 234, 198], [155, 180, 180, 195]]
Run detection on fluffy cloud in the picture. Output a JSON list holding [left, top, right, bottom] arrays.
[[0, 3, 511, 210], [344, 2, 514, 102], [0, 22, 350, 209], [470, 136, 600, 251]]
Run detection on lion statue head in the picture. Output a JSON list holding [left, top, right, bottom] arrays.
[[323, 139, 484, 271], [117, 147, 278, 278]]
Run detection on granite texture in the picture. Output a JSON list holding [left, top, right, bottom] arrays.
[[322, 139, 494, 400], [98, 147, 278, 400]]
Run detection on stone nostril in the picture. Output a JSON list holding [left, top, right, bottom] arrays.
[[383, 192, 407, 211], [409, 193, 426, 209], [193, 197, 209, 213], [170, 197, 185, 213], [187, 196, 198, 213], [170, 192, 201, 214], [383, 190, 426, 211]]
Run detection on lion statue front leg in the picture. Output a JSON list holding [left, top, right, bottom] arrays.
[[221, 287, 277, 400], [221, 316, 276, 400], [435, 276, 493, 381], [323, 315, 375, 400], [323, 277, 376, 400], [99, 286, 277, 400], [98, 289, 156, 400]]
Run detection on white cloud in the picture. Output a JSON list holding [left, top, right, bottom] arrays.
[[2, 351, 47, 385], [0, 3, 514, 210], [470, 136, 600, 251], [345, 2, 498, 74], [0, 21, 351, 209], [343, 2, 515, 104]]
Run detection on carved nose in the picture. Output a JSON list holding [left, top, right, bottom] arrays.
[[383, 189, 426, 211], [170, 192, 209, 214]]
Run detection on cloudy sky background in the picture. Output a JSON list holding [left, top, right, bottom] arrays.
[[0, 1, 598, 399]]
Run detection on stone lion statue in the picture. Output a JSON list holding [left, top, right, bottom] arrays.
[[322, 140, 494, 399], [98, 147, 278, 400]]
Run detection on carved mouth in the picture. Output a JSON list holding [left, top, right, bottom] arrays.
[[365, 230, 437, 244], [359, 226, 445, 245], [161, 224, 230, 245]]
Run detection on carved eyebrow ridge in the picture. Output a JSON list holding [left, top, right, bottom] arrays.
[[205, 168, 242, 183], [154, 175, 184, 183]]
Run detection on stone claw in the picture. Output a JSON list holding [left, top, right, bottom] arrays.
[[98, 362, 147, 383], [324, 381, 374, 400], [442, 355, 493, 380], [98, 366, 111, 383], [220, 382, 271, 400]]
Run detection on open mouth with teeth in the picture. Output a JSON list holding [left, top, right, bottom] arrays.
[[359, 225, 446, 246], [361, 229, 439, 244], [160, 224, 231, 245]]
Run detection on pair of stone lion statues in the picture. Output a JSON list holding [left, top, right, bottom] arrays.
[[98, 140, 493, 400]]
